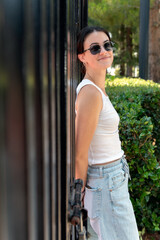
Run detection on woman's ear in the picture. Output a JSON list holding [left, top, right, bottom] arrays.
[[78, 53, 85, 63]]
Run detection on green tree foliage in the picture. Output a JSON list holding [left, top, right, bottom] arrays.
[[88, 0, 140, 76]]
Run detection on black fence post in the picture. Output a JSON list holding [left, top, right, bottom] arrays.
[[139, 0, 150, 80], [81, 0, 88, 28]]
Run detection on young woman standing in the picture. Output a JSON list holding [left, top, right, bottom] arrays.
[[75, 26, 139, 240]]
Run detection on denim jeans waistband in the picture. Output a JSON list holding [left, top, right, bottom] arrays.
[[87, 155, 131, 179]]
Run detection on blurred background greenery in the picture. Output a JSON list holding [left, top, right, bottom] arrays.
[[88, 0, 160, 83]]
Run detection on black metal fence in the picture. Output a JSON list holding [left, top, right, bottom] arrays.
[[0, 0, 87, 239]]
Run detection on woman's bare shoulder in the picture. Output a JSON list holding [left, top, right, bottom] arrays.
[[76, 84, 102, 113], [77, 84, 102, 102]]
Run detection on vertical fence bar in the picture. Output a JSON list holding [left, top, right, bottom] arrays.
[[54, 0, 62, 239], [81, 0, 88, 28], [46, 0, 53, 239], [0, 0, 28, 239], [59, 0, 67, 238], [139, 0, 150, 79], [24, 0, 38, 239]]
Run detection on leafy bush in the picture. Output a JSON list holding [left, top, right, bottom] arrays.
[[106, 76, 160, 235]]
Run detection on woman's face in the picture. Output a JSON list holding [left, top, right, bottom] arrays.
[[79, 31, 114, 71]]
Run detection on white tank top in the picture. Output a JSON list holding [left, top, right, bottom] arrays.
[[76, 79, 124, 165]]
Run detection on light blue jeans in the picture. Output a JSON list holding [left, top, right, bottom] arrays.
[[84, 155, 139, 240]]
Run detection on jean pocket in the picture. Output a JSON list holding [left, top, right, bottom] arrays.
[[110, 170, 129, 202], [84, 187, 102, 219], [111, 170, 127, 190]]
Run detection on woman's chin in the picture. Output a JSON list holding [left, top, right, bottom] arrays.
[[98, 60, 113, 69], [99, 63, 112, 70]]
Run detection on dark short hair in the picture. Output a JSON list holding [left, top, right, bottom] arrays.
[[77, 26, 111, 54]]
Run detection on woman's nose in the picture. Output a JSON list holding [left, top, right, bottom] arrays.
[[100, 46, 107, 54]]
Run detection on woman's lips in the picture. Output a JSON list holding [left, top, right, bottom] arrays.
[[98, 56, 110, 61]]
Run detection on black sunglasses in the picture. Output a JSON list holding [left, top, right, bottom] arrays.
[[83, 41, 114, 55]]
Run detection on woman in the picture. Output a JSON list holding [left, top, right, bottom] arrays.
[[75, 26, 139, 240]]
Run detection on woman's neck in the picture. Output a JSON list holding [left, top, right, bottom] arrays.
[[84, 69, 106, 91]]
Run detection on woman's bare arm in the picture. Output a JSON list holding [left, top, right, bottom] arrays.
[[75, 85, 102, 191]]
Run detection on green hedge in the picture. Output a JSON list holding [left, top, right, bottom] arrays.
[[106, 76, 160, 235]]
